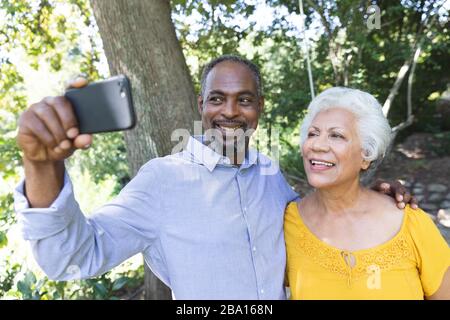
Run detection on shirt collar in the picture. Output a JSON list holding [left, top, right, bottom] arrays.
[[185, 136, 258, 172]]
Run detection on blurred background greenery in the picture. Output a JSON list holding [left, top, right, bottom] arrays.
[[0, 0, 449, 299]]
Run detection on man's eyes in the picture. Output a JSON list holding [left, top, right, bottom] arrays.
[[207, 96, 254, 104], [239, 97, 255, 106], [209, 96, 223, 103]]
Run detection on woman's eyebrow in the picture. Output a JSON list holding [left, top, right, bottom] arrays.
[[309, 126, 346, 131]]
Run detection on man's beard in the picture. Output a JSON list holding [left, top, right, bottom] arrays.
[[204, 127, 254, 164]]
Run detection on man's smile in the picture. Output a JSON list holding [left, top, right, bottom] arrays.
[[213, 121, 247, 135]]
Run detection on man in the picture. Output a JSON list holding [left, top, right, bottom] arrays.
[[14, 55, 416, 299]]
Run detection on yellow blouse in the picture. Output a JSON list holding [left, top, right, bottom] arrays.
[[284, 202, 450, 300]]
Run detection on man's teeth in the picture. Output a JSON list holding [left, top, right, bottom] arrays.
[[311, 160, 334, 167], [218, 125, 243, 131]]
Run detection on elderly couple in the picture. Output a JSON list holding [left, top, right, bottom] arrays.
[[15, 55, 449, 299]]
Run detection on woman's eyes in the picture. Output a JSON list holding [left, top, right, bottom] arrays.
[[330, 133, 344, 139], [307, 132, 345, 139]]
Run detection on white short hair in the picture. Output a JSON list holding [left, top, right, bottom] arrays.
[[300, 87, 392, 163]]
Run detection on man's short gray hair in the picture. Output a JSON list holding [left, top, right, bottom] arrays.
[[300, 87, 392, 163], [200, 55, 263, 99]]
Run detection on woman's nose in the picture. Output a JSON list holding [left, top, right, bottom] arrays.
[[311, 134, 330, 152]]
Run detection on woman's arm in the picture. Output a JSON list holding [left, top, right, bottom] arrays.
[[426, 267, 450, 300]]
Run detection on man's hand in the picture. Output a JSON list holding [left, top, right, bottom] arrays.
[[17, 77, 92, 208], [372, 179, 419, 210], [17, 77, 92, 162]]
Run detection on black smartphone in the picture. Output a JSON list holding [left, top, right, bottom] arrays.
[[64, 75, 136, 134]]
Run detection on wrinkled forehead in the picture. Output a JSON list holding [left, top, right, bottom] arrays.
[[204, 62, 258, 95], [310, 107, 359, 132]]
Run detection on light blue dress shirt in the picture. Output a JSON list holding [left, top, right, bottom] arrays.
[[14, 136, 299, 299]]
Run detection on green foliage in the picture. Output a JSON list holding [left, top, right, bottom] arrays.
[[0, 0, 132, 300], [0, 0, 448, 299], [4, 264, 144, 300], [172, 0, 449, 176]]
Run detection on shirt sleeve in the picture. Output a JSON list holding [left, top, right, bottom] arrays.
[[14, 161, 162, 281], [278, 171, 300, 203], [407, 207, 450, 297]]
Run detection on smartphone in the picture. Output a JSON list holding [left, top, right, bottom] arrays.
[[65, 75, 136, 134]]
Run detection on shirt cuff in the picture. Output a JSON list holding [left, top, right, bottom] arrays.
[[14, 171, 80, 240]]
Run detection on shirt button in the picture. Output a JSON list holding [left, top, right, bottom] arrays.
[[260, 289, 265, 294], [252, 246, 257, 252]]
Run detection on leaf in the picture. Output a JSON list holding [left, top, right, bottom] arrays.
[[111, 277, 129, 291], [0, 231, 8, 248], [17, 280, 32, 299], [24, 271, 37, 286], [93, 282, 108, 297]]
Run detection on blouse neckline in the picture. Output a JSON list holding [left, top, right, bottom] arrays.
[[289, 201, 409, 255]]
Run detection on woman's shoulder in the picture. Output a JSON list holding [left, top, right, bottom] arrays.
[[365, 190, 405, 226], [285, 194, 315, 216], [365, 189, 438, 233], [284, 200, 300, 221], [403, 205, 439, 234]]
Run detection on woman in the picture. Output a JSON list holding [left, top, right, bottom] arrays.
[[284, 87, 450, 299]]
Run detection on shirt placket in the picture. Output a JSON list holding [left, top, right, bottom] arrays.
[[235, 167, 264, 299]]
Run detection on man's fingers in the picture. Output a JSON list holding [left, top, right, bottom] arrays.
[[396, 201, 406, 209], [32, 101, 67, 147], [391, 180, 406, 197], [66, 127, 79, 139], [65, 76, 88, 90], [410, 196, 419, 210], [381, 183, 391, 194], [23, 112, 58, 148], [45, 96, 79, 133], [402, 192, 412, 204], [375, 181, 391, 194], [58, 139, 72, 150], [73, 134, 92, 149]]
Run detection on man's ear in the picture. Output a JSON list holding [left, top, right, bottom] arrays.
[[258, 96, 265, 113], [197, 95, 204, 115]]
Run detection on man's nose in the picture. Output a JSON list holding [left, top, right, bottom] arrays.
[[221, 99, 239, 118]]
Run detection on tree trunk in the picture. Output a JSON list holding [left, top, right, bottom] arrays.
[[90, 0, 199, 300]]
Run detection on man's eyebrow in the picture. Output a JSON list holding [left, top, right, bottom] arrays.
[[207, 90, 257, 97], [238, 90, 257, 97], [208, 90, 225, 96]]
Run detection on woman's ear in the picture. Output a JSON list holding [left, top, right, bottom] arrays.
[[361, 158, 371, 170]]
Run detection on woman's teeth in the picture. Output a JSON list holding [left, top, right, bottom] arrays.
[[310, 160, 335, 167]]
